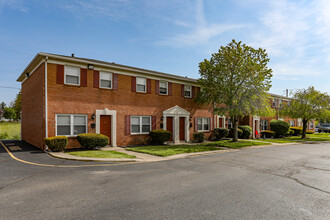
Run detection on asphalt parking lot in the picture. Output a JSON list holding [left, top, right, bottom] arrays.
[[0, 140, 330, 219]]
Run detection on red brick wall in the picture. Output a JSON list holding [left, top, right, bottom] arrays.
[[46, 63, 212, 147], [21, 63, 45, 149]]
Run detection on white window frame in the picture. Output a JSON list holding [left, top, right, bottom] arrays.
[[227, 118, 233, 129], [197, 117, 210, 132], [64, 66, 80, 86], [56, 114, 88, 137], [260, 120, 268, 131], [130, 116, 151, 135], [309, 121, 314, 129], [159, 81, 168, 95], [279, 99, 282, 108], [289, 120, 295, 127], [272, 98, 276, 107], [136, 77, 146, 93], [99, 71, 113, 89], [184, 85, 192, 98]]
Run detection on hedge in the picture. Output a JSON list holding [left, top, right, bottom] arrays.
[[228, 128, 243, 138], [290, 127, 303, 136], [193, 132, 205, 143], [261, 130, 275, 138], [77, 133, 109, 149], [306, 130, 314, 134], [238, 125, 252, 139], [149, 130, 171, 145], [45, 136, 68, 152], [287, 129, 294, 136], [270, 120, 290, 137], [213, 128, 229, 140]]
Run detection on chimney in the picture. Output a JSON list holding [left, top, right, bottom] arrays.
[[286, 89, 288, 97]]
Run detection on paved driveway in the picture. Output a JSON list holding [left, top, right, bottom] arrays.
[[0, 140, 330, 219]]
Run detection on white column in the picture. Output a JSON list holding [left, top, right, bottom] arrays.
[[186, 116, 190, 142], [174, 116, 180, 143]]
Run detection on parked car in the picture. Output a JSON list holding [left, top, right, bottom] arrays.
[[317, 124, 330, 133]]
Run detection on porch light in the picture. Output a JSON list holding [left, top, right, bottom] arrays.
[[25, 72, 30, 78], [87, 64, 94, 70], [91, 114, 95, 120]]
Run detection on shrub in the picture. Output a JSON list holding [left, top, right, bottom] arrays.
[[213, 128, 229, 140], [261, 130, 275, 138], [77, 133, 109, 149], [45, 136, 68, 152], [270, 120, 290, 137], [306, 130, 314, 134], [149, 130, 171, 145], [287, 129, 294, 136], [228, 128, 243, 138], [238, 125, 252, 139], [290, 127, 303, 136], [193, 132, 205, 143]]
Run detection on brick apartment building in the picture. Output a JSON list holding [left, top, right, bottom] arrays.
[[17, 53, 314, 150]]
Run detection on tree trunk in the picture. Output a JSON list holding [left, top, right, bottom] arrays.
[[302, 119, 307, 139], [232, 116, 239, 142]]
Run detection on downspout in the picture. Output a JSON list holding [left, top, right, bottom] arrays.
[[45, 56, 48, 150]]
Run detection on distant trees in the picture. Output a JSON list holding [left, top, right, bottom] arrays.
[[0, 90, 21, 121], [3, 107, 16, 121]]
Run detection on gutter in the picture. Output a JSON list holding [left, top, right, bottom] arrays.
[[45, 56, 48, 150]]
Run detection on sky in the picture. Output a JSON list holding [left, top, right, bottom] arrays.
[[0, 0, 330, 105]]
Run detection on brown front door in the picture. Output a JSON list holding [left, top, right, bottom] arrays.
[[219, 118, 223, 128], [100, 115, 111, 142], [179, 117, 185, 141], [166, 117, 174, 141]]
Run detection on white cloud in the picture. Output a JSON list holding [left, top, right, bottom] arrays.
[[0, 0, 28, 12]]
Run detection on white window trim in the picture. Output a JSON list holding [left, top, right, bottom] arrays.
[[64, 66, 80, 86], [136, 77, 147, 93], [289, 120, 295, 127], [261, 120, 268, 131], [55, 114, 88, 137], [130, 116, 151, 135], [197, 117, 210, 132], [159, 81, 168, 95], [99, 71, 113, 89], [272, 98, 276, 107], [184, 85, 192, 98]]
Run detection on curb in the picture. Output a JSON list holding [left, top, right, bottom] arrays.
[[48, 152, 143, 162]]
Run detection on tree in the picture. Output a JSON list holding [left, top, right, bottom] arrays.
[[280, 86, 330, 138], [0, 102, 6, 111], [196, 39, 274, 142], [3, 107, 16, 121], [12, 91, 22, 120]]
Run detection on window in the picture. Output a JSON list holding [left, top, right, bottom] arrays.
[[184, 85, 191, 98], [227, 118, 233, 129], [131, 116, 151, 134], [100, 72, 112, 89], [159, 81, 168, 95], [197, 117, 210, 131], [279, 99, 282, 108], [272, 98, 276, 107], [136, 77, 146, 92], [309, 121, 314, 129], [260, 120, 268, 131], [56, 114, 87, 136], [288, 100, 291, 106], [65, 66, 80, 85], [289, 120, 295, 127]]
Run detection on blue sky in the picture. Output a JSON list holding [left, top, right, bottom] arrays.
[[1, 0, 330, 104]]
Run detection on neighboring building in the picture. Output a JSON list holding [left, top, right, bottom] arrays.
[[17, 53, 314, 150]]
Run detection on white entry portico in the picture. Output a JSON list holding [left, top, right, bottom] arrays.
[[163, 105, 190, 143]]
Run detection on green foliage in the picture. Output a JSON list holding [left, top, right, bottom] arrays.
[[45, 136, 68, 152], [270, 120, 290, 137], [228, 128, 243, 138], [12, 91, 21, 120], [149, 130, 171, 145], [290, 127, 303, 135], [238, 125, 252, 139], [3, 107, 16, 120], [306, 130, 314, 134], [280, 87, 330, 138], [77, 133, 109, 149], [213, 128, 229, 140], [261, 130, 275, 138], [193, 132, 205, 143], [196, 39, 274, 142], [287, 129, 295, 136], [0, 122, 21, 140]]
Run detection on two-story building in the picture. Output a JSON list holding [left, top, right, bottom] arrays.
[[17, 53, 314, 150]]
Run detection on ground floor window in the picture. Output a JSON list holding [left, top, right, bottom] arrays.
[[197, 117, 210, 131], [131, 116, 151, 134], [289, 120, 295, 127], [309, 121, 314, 129], [56, 114, 87, 136], [260, 120, 268, 131], [227, 118, 233, 129]]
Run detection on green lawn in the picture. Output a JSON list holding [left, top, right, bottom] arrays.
[[126, 145, 223, 157], [254, 135, 330, 143], [0, 122, 21, 140], [66, 150, 136, 159], [202, 140, 271, 149]]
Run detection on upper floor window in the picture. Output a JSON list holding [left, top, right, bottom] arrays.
[[197, 117, 209, 131], [100, 72, 112, 89], [136, 77, 146, 93], [65, 66, 80, 85], [56, 114, 87, 136], [131, 116, 151, 134], [272, 98, 276, 107], [260, 120, 268, 131], [159, 81, 168, 95], [279, 99, 282, 108], [288, 100, 291, 106], [184, 85, 192, 98]]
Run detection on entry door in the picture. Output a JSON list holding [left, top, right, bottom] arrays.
[[219, 118, 223, 128], [254, 120, 258, 138], [166, 117, 174, 141], [179, 117, 185, 141], [100, 115, 111, 142]]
